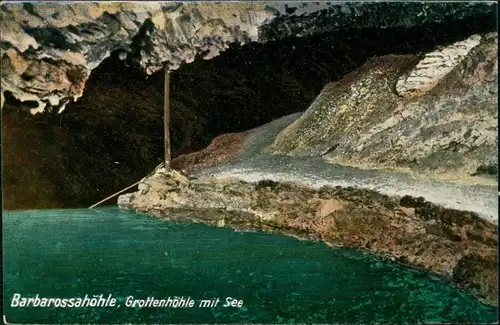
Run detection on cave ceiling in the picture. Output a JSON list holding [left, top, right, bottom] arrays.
[[0, 1, 496, 112]]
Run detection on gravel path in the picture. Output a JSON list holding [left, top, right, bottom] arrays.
[[195, 114, 498, 222]]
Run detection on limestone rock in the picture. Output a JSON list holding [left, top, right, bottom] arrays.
[[396, 34, 482, 98], [117, 192, 134, 208], [268, 33, 498, 178]]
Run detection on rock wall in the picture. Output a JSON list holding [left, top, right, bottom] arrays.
[[268, 33, 498, 178], [0, 2, 495, 113]]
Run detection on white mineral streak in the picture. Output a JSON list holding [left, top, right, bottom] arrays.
[[396, 34, 482, 97], [29, 102, 46, 115]]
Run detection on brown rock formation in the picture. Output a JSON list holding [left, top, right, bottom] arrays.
[[172, 131, 249, 173]]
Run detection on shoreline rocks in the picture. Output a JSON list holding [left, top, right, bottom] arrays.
[[118, 169, 498, 306]]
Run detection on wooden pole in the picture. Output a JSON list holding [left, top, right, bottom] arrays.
[[88, 162, 164, 209], [164, 68, 171, 170], [88, 180, 142, 209]]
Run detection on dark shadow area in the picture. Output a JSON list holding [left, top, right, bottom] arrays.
[[2, 12, 496, 209]]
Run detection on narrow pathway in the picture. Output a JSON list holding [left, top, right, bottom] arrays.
[[195, 114, 498, 222]]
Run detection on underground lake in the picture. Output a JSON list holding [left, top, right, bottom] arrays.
[[3, 207, 498, 324]]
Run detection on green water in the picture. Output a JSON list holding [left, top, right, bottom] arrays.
[[3, 207, 498, 324]]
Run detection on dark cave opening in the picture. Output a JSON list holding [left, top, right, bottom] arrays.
[[2, 12, 496, 209]]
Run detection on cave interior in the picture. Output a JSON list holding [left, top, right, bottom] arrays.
[[1, 12, 496, 209]]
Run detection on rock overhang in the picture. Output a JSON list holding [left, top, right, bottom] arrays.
[[0, 1, 497, 113]]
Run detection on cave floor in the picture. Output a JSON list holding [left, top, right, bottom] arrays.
[[194, 114, 498, 223]]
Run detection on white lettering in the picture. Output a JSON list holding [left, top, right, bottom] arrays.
[[33, 295, 41, 307], [125, 296, 134, 307], [223, 297, 244, 308], [11, 293, 20, 307]]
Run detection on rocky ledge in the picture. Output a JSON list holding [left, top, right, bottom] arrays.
[[118, 169, 498, 306]]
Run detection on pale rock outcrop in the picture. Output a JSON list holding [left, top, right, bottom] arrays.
[[268, 33, 498, 178], [396, 34, 482, 98]]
